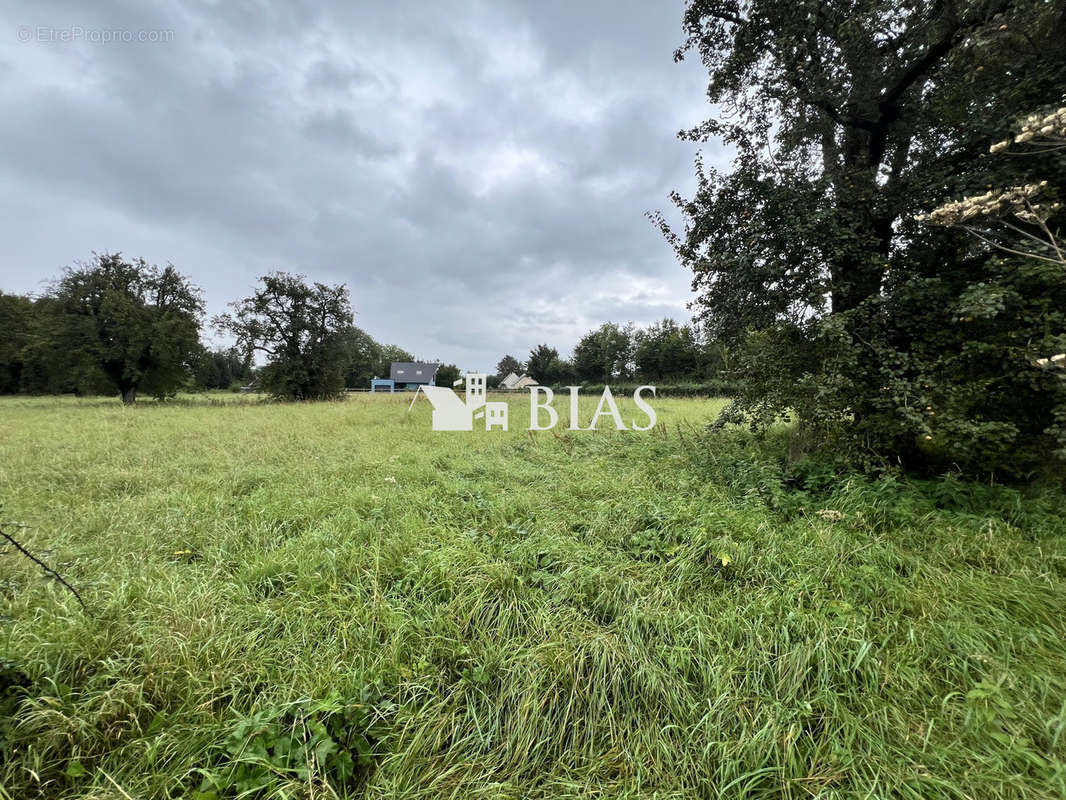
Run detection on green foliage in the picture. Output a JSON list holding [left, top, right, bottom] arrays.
[[339, 326, 381, 389], [0, 293, 33, 394], [495, 354, 524, 378], [375, 344, 415, 382], [568, 380, 740, 398], [434, 363, 460, 386], [572, 322, 634, 382], [526, 343, 571, 384], [196, 347, 254, 391], [661, 0, 1066, 474], [714, 241, 1066, 478], [632, 319, 699, 381], [194, 694, 387, 799], [215, 272, 354, 401], [514, 322, 731, 387], [40, 253, 204, 403], [0, 658, 31, 764]]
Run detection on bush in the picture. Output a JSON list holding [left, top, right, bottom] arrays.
[[543, 381, 741, 398], [716, 249, 1066, 478]]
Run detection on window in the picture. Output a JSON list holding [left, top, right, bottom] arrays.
[[416, 370, 422, 375]]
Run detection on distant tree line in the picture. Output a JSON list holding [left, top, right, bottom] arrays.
[[493, 319, 733, 389], [0, 254, 417, 402], [3, 254, 728, 404]]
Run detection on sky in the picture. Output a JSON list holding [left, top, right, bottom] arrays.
[[0, 0, 725, 372]]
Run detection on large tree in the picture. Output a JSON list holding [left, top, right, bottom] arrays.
[[659, 0, 1066, 470], [526, 344, 571, 385], [633, 319, 700, 381], [45, 254, 203, 404], [572, 323, 634, 383], [495, 354, 524, 378], [216, 272, 354, 401], [435, 363, 461, 386]]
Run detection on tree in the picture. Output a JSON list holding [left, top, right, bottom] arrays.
[[8, 295, 85, 395], [0, 292, 33, 394], [658, 0, 1066, 471], [915, 108, 1066, 462], [215, 272, 354, 401], [572, 323, 633, 382], [341, 326, 383, 388], [197, 346, 253, 390], [633, 319, 699, 381], [526, 344, 570, 385], [375, 344, 415, 379], [435, 363, 460, 386], [495, 354, 524, 378], [44, 253, 203, 404]]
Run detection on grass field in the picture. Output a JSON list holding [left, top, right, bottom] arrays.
[[2, 393, 1066, 799]]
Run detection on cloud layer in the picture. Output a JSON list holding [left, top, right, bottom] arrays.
[[0, 0, 722, 370]]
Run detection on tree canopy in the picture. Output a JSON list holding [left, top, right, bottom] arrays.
[[495, 354, 524, 378], [572, 323, 634, 383], [633, 319, 700, 381], [435, 363, 461, 386], [659, 0, 1066, 472], [43, 254, 204, 404], [0, 292, 34, 394], [526, 344, 570, 385], [215, 272, 354, 401]]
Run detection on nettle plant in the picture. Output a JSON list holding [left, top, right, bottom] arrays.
[[192, 693, 387, 800]]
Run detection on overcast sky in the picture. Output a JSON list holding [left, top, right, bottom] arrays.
[[0, 1, 724, 371]]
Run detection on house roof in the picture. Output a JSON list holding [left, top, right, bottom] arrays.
[[390, 362, 439, 383], [501, 372, 537, 389]]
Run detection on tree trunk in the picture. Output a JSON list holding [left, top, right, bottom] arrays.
[[121, 386, 137, 404], [828, 172, 893, 313]]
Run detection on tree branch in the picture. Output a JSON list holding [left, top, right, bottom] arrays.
[[1, 524, 89, 614], [880, 0, 1015, 109]]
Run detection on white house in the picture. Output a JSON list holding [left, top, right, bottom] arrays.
[[500, 372, 538, 391]]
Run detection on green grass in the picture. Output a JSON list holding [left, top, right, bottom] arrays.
[[1, 393, 1065, 799]]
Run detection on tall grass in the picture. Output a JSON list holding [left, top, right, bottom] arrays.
[[1, 394, 1064, 798]]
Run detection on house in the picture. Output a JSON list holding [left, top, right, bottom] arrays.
[[390, 361, 439, 391], [499, 372, 538, 391]]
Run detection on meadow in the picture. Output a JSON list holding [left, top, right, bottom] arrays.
[[1, 393, 1065, 799]]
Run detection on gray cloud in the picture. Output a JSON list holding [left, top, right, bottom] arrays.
[[0, 0, 726, 370]]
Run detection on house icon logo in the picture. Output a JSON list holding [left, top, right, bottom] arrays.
[[410, 373, 508, 431]]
